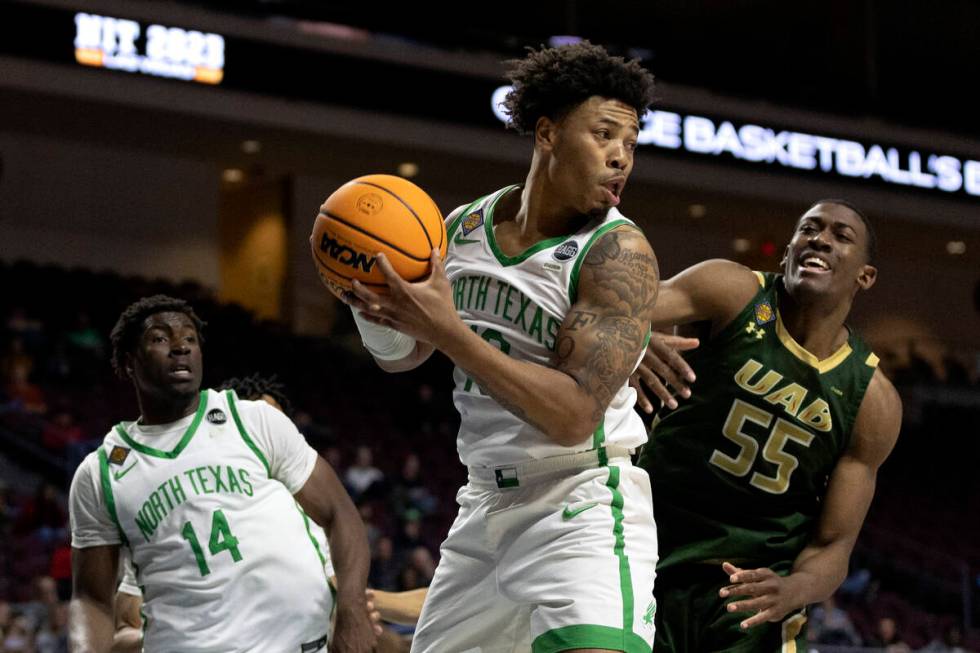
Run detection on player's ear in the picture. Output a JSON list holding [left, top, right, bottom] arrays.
[[779, 245, 790, 270], [534, 116, 558, 152], [124, 352, 135, 378], [856, 263, 877, 291]]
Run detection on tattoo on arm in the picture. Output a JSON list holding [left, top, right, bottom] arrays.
[[557, 230, 659, 422]]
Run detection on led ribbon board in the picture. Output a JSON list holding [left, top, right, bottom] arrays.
[[74, 12, 224, 84], [492, 86, 980, 199]]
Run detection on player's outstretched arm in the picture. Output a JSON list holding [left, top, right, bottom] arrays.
[[69, 545, 120, 653], [295, 457, 376, 653], [630, 259, 762, 410], [719, 369, 902, 628]]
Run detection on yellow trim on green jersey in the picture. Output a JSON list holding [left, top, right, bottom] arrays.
[[775, 311, 852, 374]]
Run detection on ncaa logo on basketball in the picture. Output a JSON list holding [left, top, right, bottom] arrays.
[[206, 408, 227, 425], [356, 193, 384, 216], [553, 241, 579, 262], [319, 233, 377, 273]]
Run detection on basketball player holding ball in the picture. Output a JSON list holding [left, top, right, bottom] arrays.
[[331, 42, 661, 652]]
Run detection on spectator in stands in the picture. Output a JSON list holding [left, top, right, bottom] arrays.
[[2, 349, 46, 416], [0, 600, 10, 635], [369, 536, 400, 592], [1, 611, 34, 653], [5, 306, 44, 352], [17, 575, 59, 634], [13, 484, 65, 545], [34, 601, 68, 653], [922, 623, 973, 653], [808, 596, 862, 646], [389, 454, 437, 517], [869, 615, 912, 652], [40, 409, 84, 453], [394, 509, 424, 555], [345, 445, 384, 500]]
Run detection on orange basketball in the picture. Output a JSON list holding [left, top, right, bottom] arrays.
[[310, 174, 446, 295]]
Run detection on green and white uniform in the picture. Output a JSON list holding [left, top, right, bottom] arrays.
[[638, 272, 879, 653], [412, 186, 658, 653], [70, 389, 333, 653]]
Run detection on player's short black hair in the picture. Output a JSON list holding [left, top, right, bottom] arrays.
[[501, 41, 656, 135], [806, 199, 877, 265], [218, 373, 292, 416], [110, 295, 206, 379]]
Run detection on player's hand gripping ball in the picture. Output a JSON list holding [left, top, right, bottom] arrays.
[[310, 174, 447, 298]]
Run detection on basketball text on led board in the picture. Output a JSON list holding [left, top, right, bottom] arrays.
[[492, 86, 980, 198], [73, 13, 224, 84]]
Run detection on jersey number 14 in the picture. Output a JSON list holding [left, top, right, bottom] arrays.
[[180, 509, 243, 576]]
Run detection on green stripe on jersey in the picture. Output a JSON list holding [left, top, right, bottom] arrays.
[[226, 390, 271, 477], [114, 390, 207, 459], [98, 447, 129, 545], [484, 186, 584, 266]]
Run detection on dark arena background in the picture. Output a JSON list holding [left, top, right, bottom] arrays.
[[1, 1, 978, 651]]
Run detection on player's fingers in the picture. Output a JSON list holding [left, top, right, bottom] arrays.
[[643, 371, 676, 410], [375, 253, 408, 292], [727, 566, 771, 584], [639, 357, 685, 406], [726, 595, 773, 614], [719, 581, 767, 598], [739, 606, 779, 630], [659, 334, 701, 354], [629, 375, 654, 414], [662, 347, 697, 389], [430, 248, 446, 277], [721, 562, 742, 577], [351, 280, 386, 312]]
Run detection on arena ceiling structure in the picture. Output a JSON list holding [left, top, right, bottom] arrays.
[[188, 0, 980, 139]]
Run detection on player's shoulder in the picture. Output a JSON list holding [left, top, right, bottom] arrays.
[[445, 186, 515, 226], [861, 368, 902, 422], [850, 368, 902, 463], [69, 449, 104, 502]]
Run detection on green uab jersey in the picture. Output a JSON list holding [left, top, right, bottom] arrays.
[[638, 272, 879, 574]]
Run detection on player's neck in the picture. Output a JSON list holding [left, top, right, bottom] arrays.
[[136, 391, 201, 427], [512, 163, 590, 238], [777, 288, 853, 359]]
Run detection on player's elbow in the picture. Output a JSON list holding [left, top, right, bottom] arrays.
[[546, 404, 601, 447]]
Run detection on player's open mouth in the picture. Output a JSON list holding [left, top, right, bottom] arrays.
[[169, 365, 193, 378], [601, 178, 625, 205], [799, 254, 831, 272]]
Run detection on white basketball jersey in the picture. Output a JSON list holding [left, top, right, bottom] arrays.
[[445, 185, 649, 467], [98, 389, 332, 652]]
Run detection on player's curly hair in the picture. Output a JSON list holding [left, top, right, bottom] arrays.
[[501, 41, 656, 135], [807, 199, 878, 265], [110, 295, 206, 379], [218, 373, 292, 416]]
